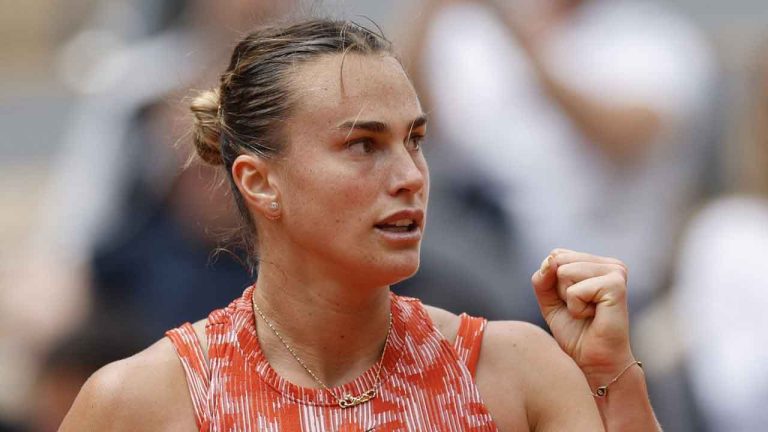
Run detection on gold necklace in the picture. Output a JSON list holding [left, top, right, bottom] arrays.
[[252, 296, 392, 409]]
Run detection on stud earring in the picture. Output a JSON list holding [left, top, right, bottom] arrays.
[[265, 201, 281, 220]]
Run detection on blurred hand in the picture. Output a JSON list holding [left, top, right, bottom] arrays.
[[531, 249, 635, 380]]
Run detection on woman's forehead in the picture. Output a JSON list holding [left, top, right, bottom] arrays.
[[288, 53, 422, 126]]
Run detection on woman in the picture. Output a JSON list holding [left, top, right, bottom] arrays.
[[61, 20, 659, 431]]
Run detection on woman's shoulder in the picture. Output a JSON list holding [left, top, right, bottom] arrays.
[[456, 321, 595, 430], [423, 304, 594, 428], [422, 304, 555, 355], [422, 303, 554, 352], [59, 322, 206, 431], [477, 320, 600, 430], [482, 319, 557, 354], [476, 320, 563, 390], [422, 304, 461, 343]]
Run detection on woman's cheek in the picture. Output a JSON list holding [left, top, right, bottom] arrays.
[[339, 175, 380, 206]]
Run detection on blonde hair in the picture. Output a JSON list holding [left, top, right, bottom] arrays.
[[190, 88, 224, 166]]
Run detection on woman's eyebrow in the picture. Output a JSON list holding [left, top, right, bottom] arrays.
[[335, 114, 428, 134], [336, 120, 389, 133]]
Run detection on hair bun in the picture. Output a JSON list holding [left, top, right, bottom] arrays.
[[190, 88, 225, 166]]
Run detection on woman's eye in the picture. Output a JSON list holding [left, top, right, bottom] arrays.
[[347, 138, 375, 155], [407, 135, 425, 151]]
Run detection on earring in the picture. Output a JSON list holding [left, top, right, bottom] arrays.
[[266, 201, 281, 220]]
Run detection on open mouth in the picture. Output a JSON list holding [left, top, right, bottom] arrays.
[[374, 219, 418, 233]]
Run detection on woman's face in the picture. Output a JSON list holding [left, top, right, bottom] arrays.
[[273, 53, 429, 286]]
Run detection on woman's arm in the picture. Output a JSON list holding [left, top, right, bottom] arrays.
[[59, 338, 196, 431], [476, 321, 605, 431], [532, 249, 661, 431], [584, 361, 660, 431]]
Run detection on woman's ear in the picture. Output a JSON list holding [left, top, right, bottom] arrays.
[[231, 154, 282, 220]]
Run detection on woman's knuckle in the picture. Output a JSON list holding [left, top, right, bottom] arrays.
[[551, 247, 571, 256], [610, 264, 628, 280], [607, 271, 625, 286]]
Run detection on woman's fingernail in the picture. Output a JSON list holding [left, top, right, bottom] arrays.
[[539, 255, 552, 276]]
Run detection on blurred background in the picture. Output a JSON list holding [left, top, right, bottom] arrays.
[[2, 0, 767, 430]]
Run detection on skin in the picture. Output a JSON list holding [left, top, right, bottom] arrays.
[[61, 53, 656, 431]]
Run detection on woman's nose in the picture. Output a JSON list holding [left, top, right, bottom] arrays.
[[387, 147, 427, 197]]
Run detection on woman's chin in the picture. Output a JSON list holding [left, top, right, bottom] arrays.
[[375, 257, 421, 286], [331, 246, 422, 288]]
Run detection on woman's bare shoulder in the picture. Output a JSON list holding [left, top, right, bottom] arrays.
[[422, 304, 461, 344], [482, 320, 556, 358], [59, 322, 206, 432], [477, 320, 603, 431], [421, 304, 552, 356]]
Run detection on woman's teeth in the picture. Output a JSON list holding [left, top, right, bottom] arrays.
[[393, 219, 414, 227], [377, 219, 415, 232]]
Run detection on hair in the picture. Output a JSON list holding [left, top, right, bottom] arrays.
[[189, 19, 395, 271]]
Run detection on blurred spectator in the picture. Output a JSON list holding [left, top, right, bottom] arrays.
[[673, 45, 768, 432], [402, 0, 718, 323], [60, 0, 298, 340], [0, 0, 292, 422], [25, 315, 146, 432], [87, 103, 253, 342], [10, 0, 298, 336], [4, 0, 293, 347]]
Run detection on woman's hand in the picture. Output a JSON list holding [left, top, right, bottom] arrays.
[[531, 249, 636, 384]]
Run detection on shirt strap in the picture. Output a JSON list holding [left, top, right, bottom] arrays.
[[166, 322, 211, 430], [452, 313, 488, 377]]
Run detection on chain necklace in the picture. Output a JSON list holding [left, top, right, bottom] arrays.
[[252, 297, 393, 409]]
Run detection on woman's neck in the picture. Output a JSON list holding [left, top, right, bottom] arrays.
[[252, 262, 393, 389]]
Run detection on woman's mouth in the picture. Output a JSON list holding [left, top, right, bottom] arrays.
[[374, 218, 418, 233]]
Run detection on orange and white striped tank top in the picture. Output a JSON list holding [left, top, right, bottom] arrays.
[[166, 286, 499, 431]]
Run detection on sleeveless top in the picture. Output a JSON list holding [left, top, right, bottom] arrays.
[[166, 286, 499, 431]]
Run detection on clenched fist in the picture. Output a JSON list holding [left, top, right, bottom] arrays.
[[531, 249, 636, 382]]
